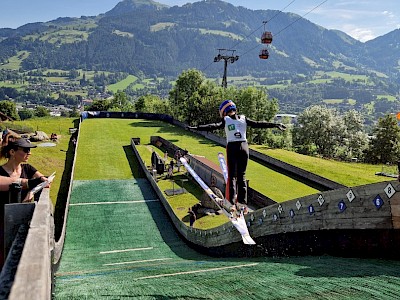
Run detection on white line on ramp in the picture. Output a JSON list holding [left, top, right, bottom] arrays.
[[100, 247, 154, 254], [70, 199, 159, 206], [103, 258, 172, 266], [134, 263, 259, 280]]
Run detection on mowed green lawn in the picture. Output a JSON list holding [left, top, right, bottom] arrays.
[[107, 75, 138, 93], [5, 117, 392, 208], [254, 146, 392, 187], [75, 118, 316, 201], [75, 118, 392, 203], [1, 117, 77, 204]]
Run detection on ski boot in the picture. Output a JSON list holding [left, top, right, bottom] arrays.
[[229, 204, 238, 218], [235, 203, 249, 215]]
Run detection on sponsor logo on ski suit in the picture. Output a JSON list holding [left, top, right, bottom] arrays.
[[224, 115, 247, 142]]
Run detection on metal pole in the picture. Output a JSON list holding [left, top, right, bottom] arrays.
[[222, 59, 228, 88], [214, 49, 239, 88]]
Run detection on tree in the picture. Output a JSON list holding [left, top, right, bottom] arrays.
[[168, 69, 210, 124], [292, 105, 345, 158], [86, 100, 111, 111], [168, 69, 282, 146], [62, 108, 81, 118], [18, 108, 34, 120], [0, 100, 19, 120], [234, 87, 279, 145], [135, 95, 170, 114], [186, 82, 223, 126], [34, 106, 50, 117], [341, 110, 368, 160], [109, 91, 134, 112], [364, 114, 400, 164]]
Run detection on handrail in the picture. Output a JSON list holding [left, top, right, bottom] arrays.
[[8, 189, 54, 300], [7, 118, 81, 299]]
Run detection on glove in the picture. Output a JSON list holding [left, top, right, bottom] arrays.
[[28, 177, 43, 189], [275, 123, 287, 131]]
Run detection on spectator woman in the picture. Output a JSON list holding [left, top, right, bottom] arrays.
[[0, 137, 48, 201], [0, 137, 48, 266]]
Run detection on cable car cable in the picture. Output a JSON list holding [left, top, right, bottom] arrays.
[[239, 0, 328, 58], [229, 0, 296, 51], [202, 0, 297, 72], [273, 0, 328, 39]]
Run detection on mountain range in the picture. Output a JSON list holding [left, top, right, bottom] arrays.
[[0, 0, 399, 84], [0, 0, 400, 123]]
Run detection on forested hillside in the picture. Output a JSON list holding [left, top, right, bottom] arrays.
[[0, 0, 399, 79], [0, 0, 399, 121]]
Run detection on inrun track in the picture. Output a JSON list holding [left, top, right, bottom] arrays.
[[53, 118, 400, 300]]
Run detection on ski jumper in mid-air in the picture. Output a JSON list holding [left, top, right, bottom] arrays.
[[188, 100, 286, 210]]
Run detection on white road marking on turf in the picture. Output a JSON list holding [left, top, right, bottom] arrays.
[[134, 263, 259, 280], [70, 199, 159, 206], [100, 247, 153, 254], [103, 258, 172, 266]]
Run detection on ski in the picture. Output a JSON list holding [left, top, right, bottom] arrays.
[[217, 152, 256, 244], [180, 157, 255, 245], [218, 151, 237, 206], [218, 152, 229, 184]]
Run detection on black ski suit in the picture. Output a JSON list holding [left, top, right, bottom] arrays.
[[193, 114, 278, 205]]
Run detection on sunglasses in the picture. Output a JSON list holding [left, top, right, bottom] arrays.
[[19, 147, 31, 153]]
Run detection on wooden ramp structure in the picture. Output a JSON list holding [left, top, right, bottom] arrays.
[[145, 136, 400, 258]]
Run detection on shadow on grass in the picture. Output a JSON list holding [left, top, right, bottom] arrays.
[[54, 118, 79, 241], [128, 121, 183, 133], [277, 256, 400, 278], [123, 145, 145, 178], [128, 120, 220, 146]]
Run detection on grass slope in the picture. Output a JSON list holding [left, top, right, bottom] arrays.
[[76, 118, 393, 203], [1, 117, 77, 204], [5, 117, 392, 208], [254, 146, 392, 187]]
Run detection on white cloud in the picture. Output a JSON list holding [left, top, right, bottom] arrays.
[[382, 10, 395, 18], [345, 26, 376, 42], [382, 10, 400, 28], [303, 3, 400, 41]]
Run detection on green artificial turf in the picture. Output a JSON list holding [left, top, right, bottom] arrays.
[[53, 117, 400, 300]]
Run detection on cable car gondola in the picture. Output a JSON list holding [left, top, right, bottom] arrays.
[[261, 20, 273, 44], [261, 31, 273, 44], [259, 49, 269, 60]]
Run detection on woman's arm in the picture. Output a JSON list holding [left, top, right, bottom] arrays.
[[22, 172, 49, 203], [23, 164, 47, 188], [0, 176, 29, 191], [0, 165, 47, 191], [33, 170, 47, 180]]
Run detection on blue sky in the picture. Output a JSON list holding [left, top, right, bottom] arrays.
[[2, 0, 400, 42]]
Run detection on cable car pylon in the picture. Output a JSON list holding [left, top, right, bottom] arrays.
[[214, 49, 239, 88]]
